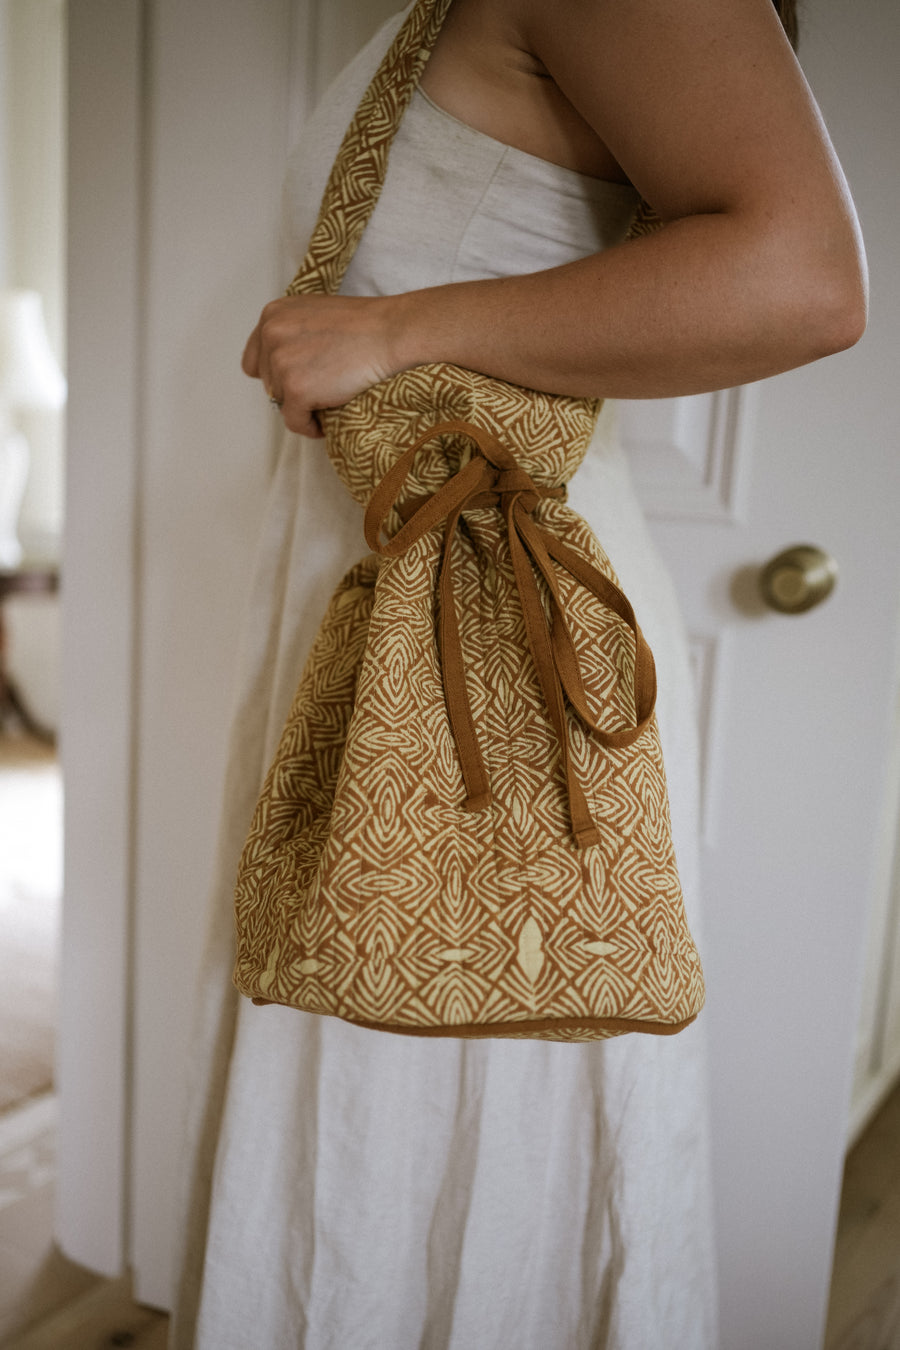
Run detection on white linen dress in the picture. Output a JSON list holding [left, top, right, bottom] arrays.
[[173, 12, 719, 1348]]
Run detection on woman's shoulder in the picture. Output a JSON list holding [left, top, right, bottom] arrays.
[[420, 0, 630, 181]]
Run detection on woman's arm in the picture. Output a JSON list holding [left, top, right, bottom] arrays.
[[245, 0, 867, 437]]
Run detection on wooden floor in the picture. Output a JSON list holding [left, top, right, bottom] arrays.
[[0, 1093, 167, 1349], [2, 1278, 169, 1350], [1, 1080, 899, 1348], [825, 1080, 900, 1349]]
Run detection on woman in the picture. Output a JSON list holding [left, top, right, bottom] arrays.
[[174, 2, 865, 1346], [246, 0, 864, 432]]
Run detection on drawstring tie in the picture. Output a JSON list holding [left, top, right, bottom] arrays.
[[363, 419, 657, 849]]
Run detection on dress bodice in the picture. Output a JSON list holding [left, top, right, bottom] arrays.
[[342, 88, 640, 295], [281, 10, 639, 296]]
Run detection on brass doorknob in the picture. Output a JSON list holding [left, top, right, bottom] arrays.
[[759, 545, 838, 614]]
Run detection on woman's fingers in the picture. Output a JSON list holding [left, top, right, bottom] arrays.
[[242, 304, 293, 410], [242, 320, 285, 420], [241, 322, 263, 380], [241, 294, 400, 435], [280, 402, 325, 438]]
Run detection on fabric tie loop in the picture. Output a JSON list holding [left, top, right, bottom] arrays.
[[363, 420, 658, 848]]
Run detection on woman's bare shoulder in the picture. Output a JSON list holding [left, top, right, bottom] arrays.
[[497, 0, 838, 221], [420, 0, 629, 180], [428, 0, 843, 222]]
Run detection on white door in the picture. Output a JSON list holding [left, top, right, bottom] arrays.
[[622, 6, 900, 1339], [61, 2, 900, 1347], [619, 4, 900, 1340]]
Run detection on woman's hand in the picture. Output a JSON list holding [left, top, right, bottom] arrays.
[[241, 293, 402, 437]]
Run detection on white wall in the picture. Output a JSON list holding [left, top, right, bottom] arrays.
[[61, 0, 406, 1298], [58, 0, 143, 1276], [0, 4, 9, 285], [61, 0, 297, 1289], [128, 0, 295, 1300]]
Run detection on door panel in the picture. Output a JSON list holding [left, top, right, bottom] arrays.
[[622, 6, 900, 1329]]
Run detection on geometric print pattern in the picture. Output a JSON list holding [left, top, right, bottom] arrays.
[[233, 451, 706, 1036], [233, 0, 703, 1039]]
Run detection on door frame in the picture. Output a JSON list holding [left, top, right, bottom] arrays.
[[59, 0, 143, 1276], [61, 0, 306, 1283]]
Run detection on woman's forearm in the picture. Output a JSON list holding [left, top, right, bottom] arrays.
[[247, 0, 868, 437], [246, 198, 866, 436], [386, 207, 867, 400]]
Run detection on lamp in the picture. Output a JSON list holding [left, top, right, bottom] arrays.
[[0, 290, 67, 568]]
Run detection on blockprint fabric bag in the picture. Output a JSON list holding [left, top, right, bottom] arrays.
[[233, 0, 705, 1040]]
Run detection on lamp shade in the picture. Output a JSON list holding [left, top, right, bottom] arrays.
[[0, 289, 67, 411]]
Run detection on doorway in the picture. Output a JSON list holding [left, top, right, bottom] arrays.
[[0, 0, 68, 1338]]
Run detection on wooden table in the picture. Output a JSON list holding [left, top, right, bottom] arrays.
[[0, 565, 60, 742]]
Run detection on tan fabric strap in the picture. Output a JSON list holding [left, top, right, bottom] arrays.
[[364, 420, 657, 848]]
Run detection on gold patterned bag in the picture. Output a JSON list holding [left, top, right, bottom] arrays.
[[233, 0, 705, 1041]]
